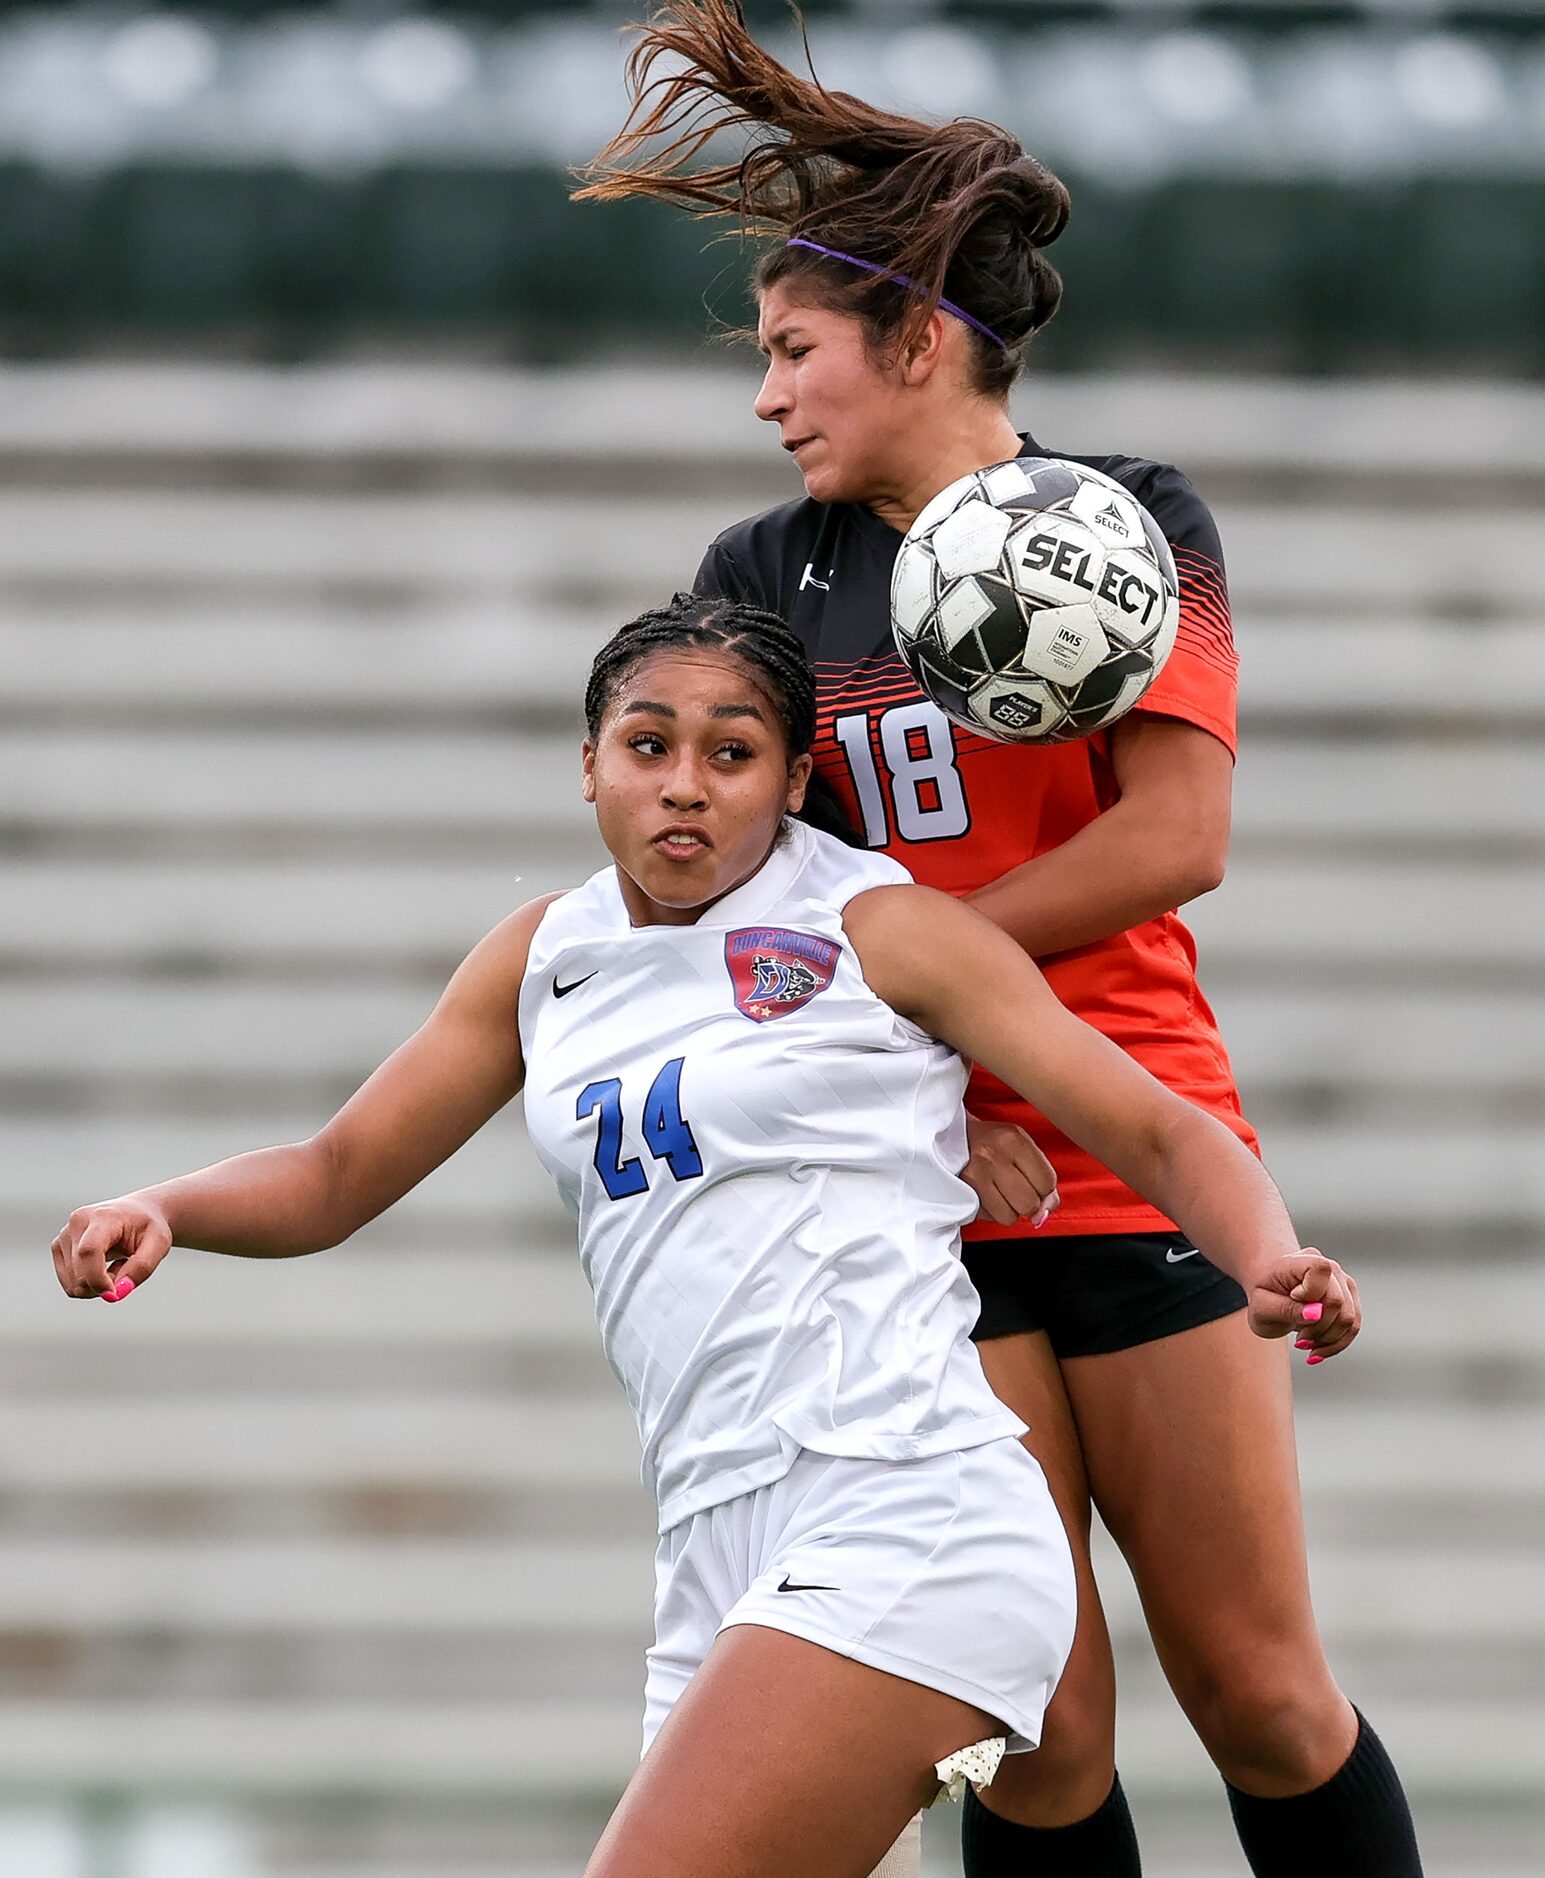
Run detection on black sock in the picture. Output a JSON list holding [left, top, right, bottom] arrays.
[[1226, 1709, 1423, 1878], [961, 1773, 1141, 1877]]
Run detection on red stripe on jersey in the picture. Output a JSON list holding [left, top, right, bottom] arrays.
[[1173, 551, 1232, 610], [1181, 579, 1230, 623], [819, 680, 927, 711], [1180, 590, 1233, 641], [1171, 547, 1237, 676], [815, 686, 890, 708], [1174, 559, 1230, 600], [1171, 631, 1238, 687], [816, 687, 931, 722], [1174, 549, 1230, 599], [809, 657, 913, 674], [1179, 595, 1235, 650], [811, 658, 917, 690]]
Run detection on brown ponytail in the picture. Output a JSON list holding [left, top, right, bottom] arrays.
[[573, 0, 1069, 394]]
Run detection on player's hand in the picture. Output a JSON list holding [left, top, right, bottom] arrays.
[[52, 1198, 172, 1303], [1246, 1249, 1360, 1364], [962, 1115, 1059, 1228]]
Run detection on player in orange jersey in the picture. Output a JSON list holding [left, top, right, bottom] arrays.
[[576, 8, 1423, 1877]]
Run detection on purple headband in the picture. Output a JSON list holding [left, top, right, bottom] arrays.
[[784, 237, 1008, 350]]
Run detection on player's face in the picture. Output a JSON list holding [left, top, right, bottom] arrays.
[[583, 649, 814, 926], [753, 283, 911, 505]]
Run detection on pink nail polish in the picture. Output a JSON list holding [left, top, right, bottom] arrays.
[[1301, 1301, 1323, 1324], [1030, 1208, 1049, 1229], [1295, 1338, 1313, 1350], [108, 1278, 134, 1302], [1306, 1352, 1325, 1366]]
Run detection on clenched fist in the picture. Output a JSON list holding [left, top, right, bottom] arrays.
[[52, 1199, 172, 1304], [1246, 1250, 1361, 1364], [962, 1114, 1059, 1229]]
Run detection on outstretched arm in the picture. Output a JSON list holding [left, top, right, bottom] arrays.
[[845, 883, 1358, 1360], [51, 893, 561, 1301]]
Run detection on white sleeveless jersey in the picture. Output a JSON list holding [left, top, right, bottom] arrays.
[[519, 819, 1024, 1532]]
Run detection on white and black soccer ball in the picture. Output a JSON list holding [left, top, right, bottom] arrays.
[[890, 457, 1181, 745]]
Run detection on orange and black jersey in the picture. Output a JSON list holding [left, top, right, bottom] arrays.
[[692, 431, 1259, 1239]]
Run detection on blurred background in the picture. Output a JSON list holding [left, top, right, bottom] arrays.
[[3, 0, 1543, 1874]]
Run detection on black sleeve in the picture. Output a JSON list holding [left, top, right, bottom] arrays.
[[692, 534, 766, 606], [1136, 461, 1228, 576]]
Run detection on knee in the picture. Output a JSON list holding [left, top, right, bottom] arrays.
[[982, 1675, 1116, 1826], [1171, 1656, 1353, 1793]]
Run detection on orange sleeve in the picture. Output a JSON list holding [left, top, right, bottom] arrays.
[[1130, 465, 1239, 757], [1138, 544, 1239, 755]]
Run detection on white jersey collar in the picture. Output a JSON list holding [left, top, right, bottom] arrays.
[[605, 818, 815, 934]]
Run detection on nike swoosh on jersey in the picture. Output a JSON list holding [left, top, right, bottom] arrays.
[[776, 1573, 838, 1594], [1165, 1247, 1201, 1263], [553, 971, 597, 999]]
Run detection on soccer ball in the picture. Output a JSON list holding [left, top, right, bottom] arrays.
[[890, 457, 1180, 745]]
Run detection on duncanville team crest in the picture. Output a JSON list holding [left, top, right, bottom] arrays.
[[724, 927, 841, 1023]]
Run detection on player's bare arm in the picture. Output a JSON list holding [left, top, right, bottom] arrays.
[[845, 883, 1359, 1361], [965, 716, 1233, 960], [51, 892, 562, 1303]]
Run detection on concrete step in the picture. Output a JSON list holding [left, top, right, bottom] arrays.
[[7, 1799, 1537, 1878], [1232, 744, 1542, 848], [10, 1110, 566, 1246], [3, 983, 437, 1085], [1182, 859, 1545, 969], [1, 366, 1541, 487], [0, 1539, 654, 1636], [11, 1109, 1545, 1236], [0, 1696, 1535, 1800], [1206, 985, 1545, 1092], [4, 857, 1540, 971], [0, 490, 1539, 617], [0, 490, 711, 599], [14, 1254, 1542, 1374], [9, 612, 1545, 727], [3, 732, 1538, 851], [11, 980, 1544, 1098], [0, 1539, 1536, 1648], [0, 1392, 643, 1493], [1236, 618, 1545, 722], [10, 1248, 597, 1350], [0, 611, 599, 721], [0, 1393, 1534, 1500], [0, 858, 586, 970], [0, 1699, 639, 1797], [0, 733, 569, 835]]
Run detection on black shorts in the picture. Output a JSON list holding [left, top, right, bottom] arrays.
[[962, 1230, 1247, 1359]]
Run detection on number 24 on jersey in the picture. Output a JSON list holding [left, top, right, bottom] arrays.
[[576, 1057, 704, 1202]]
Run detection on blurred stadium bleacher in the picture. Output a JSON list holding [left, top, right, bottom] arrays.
[[2, 360, 1543, 1875], [0, 0, 1542, 364]]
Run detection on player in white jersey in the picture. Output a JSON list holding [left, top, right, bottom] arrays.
[[51, 592, 1361, 1878]]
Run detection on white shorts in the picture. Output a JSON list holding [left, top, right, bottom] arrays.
[[642, 1435, 1076, 1757]]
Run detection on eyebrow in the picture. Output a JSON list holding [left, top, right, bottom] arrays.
[[756, 325, 807, 358], [620, 699, 769, 723]]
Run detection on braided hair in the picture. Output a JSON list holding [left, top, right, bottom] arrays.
[[585, 591, 863, 847]]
